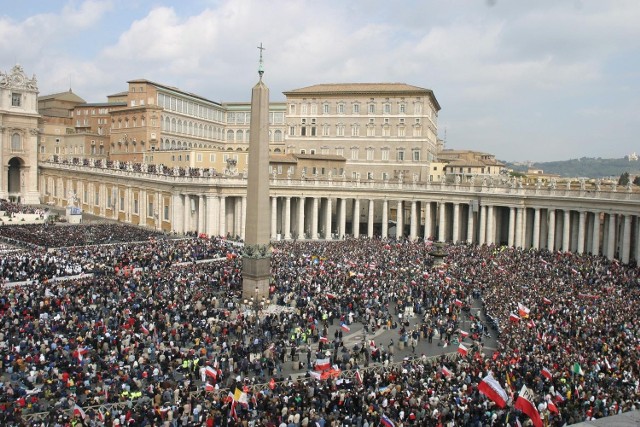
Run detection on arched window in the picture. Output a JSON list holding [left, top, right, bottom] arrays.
[[274, 129, 283, 142], [164, 117, 170, 131], [11, 133, 21, 151], [227, 130, 234, 142], [171, 118, 176, 132]]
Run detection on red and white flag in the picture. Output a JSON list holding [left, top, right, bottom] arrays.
[[570, 268, 579, 275], [72, 346, 88, 362], [441, 366, 452, 377], [205, 366, 217, 379], [454, 299, 463, 307], [554, 391, 565, 403], [541, 367, 552, 380], [141, 325, 150, 335], [310, 371, 322, 380], [518, 303, 530, 318], [340, 323, 350, 332], [477, 374, 509, 408], [547, 399, 559, 414], [514, 386, 543, 427], [326, 292, 337, 299], [204, 383, 215, 392], [509, 313, 520, 323], [542, 297, 552, 305], [319, 336, 329, 343], [457, 343, 468, 357], [527, 319, 536, 329], [73, 404, 87, 420], [355, 369, 363, 385], [315, 358, 331, 371], [459, 330, 469, 339]]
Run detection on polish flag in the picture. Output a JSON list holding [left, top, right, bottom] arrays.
[[355, 369, 363, 385], [554, 391, 565, 403], [459, 330, 469, 339], [454, 299, 463, 307], [477, 374, 509, 408], [541, 367, 552, 380], [319, 336, 329, 343], [368, 262, 377, 270], [340, 323, 350, 332], [570, 268, 579, 275], [326, 293, 337, 299], [457, 343, 468, 357], [509, 313, 520, 323], [441, 366, 452, 377], [204, 366, 217, 379], [517, 303, 530, 318], [72, 346, 88, 362], [542, 297, 552, 305], [315, 358, 331, 371], [310, 371, 322, 380], [514, 386, 543, 427], [141, 325, 150, 335], [204, 383, 215, 392], [540, 258, 548, 266], [547, 399, 559, 414], [380, 415, 395, 427], [527, 319, 536, 329], [73, 404, 87, 420]]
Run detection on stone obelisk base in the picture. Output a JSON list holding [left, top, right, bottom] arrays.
[[242, 255, 271, 300]]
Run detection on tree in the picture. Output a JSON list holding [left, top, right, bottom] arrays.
[[633, 176, 640, 186], [618, 172, 630, 186]]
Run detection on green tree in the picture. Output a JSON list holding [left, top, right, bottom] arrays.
[[618, 172, 630, 186], [633, 176, 640, 186]]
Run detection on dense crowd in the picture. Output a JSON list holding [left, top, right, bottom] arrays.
[[0, 200, 48, 216], [0, 231, 638, 426]]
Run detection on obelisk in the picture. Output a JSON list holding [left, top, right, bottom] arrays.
[[242, 43, 271, 300]]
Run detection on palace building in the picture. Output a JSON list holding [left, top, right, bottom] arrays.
[[1, 64, 636, 265]]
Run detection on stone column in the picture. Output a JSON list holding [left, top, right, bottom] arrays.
[[410, 200, 418, 241], [113, 185, 119, 219], [622, 215, 631, 264], [577, 211, 586, 254], [382, 200, 388, 238], [311, 197, 319, 240], [339, 198, 347, 239], [515, 207, 524, 248], [591, 211, 600, 255], [205, 195, 214, 236], [353, 198, 361, 238], [606, 214, 616, 260], [533, 208, 541, 249], [438, 202, 446, 242], [325, 198, 333, 240], [508, 207, 515, 247], [396, 200, 403, 239], [271, 196, 278, 239], [219, 195, 226, 237], [636, 215, 640, 265], [284, 196, 292, 240], [156, 192, 162, 230], [562, 210, 571, 252], [479, 205, 487, 245], [486, 205, 494, 245], [139, 189, 147, 226], [172, 192, 184, 234], [424, 201, 432, 240], [241, 196, 247, 240], [546, 209, 555, 251], [297, 197, 305, 239], [467, 203, 474, 244], [234, 197, 242, 238], [198, 195, 205, 234], [367, 199, 374, 238], [183, 194, 192, 234], [452, 203, 460, 243]]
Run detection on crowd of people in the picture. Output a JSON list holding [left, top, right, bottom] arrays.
[[0, 225, 638, 426], [0, 200, 48, 217]]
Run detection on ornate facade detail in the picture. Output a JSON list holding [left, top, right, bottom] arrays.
[[242, 244, 272, 259], [0, 65, 38, 92]]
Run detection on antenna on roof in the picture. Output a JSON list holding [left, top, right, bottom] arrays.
[[69, 75, 72, 92]]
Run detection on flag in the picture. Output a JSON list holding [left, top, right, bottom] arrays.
[[441, 366, 452, 377], [509, 313, 520, 323], [542, 297, 552, 304], [204, 383, 215, 392], [73, 404, 87, 420], [319, 336, 329, 343], [518, 303, 530, 318], [72, 346, 88, 362], [572, 362, 584, 376], [547, 399, 559, 414], [477, 374, 509, 408], [315, 358, 331, 371], [514, 386, 543, 427], [204, 366, 217, 379], [459, 330, 469, 339], [380, 415, 395, 427], [233, 388, 248, 405], [310, 371, 322, 380], [570, 268, 578, 275], [340, 323, 350, 332], [141, 325, 150, 335], [541, 367, 552, 380], [457, 343, 468, 357], [355, 369, 363, 385], [326, 292, 337, 299], [454, 299, 463, 307], [554, 391, 565, 403], [527, 319, 536, 329]]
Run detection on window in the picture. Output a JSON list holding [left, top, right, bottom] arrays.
[[11, 133, 21, 151], [413, 150, 420, 161], [352, 172, 358, 179], [382, 172, 389, 181], [353, 104, 360, 114], [384, 104, 391, 114], [301, 104, 307, 115], [351, 125, 360, 136], [310, 104, 317, 115], [366, 148, 374, 160], [381, 149, 389, 161], [322, 125, 330, 136], [398, 127, 405, 137], [366, 126, 375, 137], [397, 151, 405, 161], [289, 104, 296, 115], [337, 103, 345, 114], [11, 93, 21, 107], [120, 196, 125, 211], [274, 130, 283, 142], [197, 154, 202, 162], [351, 148, 359, 160], [367, 172, 373, 180], [368, 104, 375, 114], [415, 102, 422, 114], [95, 192, 99, 205], [164, 205, 169, 220], [336, 148, 344, 157], [289, 126, 295, 136], [148, 202, 153, 217], [323, 103, 329, 114], [399, 103, 406, 113], [382, 126, 390, 137], [336, 125, 345, 136]]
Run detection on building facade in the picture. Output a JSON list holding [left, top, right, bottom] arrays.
[[0, 65, 40, 203]]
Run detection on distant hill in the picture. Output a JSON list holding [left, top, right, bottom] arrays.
[[503, 157, 640, 179]]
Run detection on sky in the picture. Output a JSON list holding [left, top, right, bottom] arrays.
[[1, 0, 639, 163]]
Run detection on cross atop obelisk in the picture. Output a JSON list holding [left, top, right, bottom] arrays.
[[257, 43, 265, 79], [242, 43, 271, 300]]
